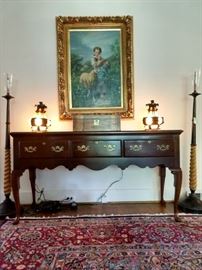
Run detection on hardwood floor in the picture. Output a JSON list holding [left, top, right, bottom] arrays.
[[0, 202, 178, 226], [22, 201, 176, 217]]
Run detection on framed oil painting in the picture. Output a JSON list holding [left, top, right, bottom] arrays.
[[56, 16, 134, 119]]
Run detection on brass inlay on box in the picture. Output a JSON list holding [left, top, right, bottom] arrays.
[[24, 146, 37, 153], [156, 144, 170, 151], [51, 146, 64, 153]]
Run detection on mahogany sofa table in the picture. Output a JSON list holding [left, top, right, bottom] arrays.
[[10, 130, 183, 224]]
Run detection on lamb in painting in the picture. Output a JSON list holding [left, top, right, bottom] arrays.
[[80, 70, 96, 88]]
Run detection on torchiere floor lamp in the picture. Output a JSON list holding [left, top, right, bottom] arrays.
[[179, 71, 202, 213], [0, 74, 16, 218]]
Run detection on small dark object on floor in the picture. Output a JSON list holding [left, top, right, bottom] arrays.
[[35, 200, 78, 213], [36, 201, 62, 212], [70, 201, 78, 210]]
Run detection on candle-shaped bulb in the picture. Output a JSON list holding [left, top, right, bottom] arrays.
[[194, 71, 197, 90], [197, 69, 201, 87], [6, 73, 13, 93]]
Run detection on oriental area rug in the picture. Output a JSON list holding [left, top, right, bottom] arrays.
[[0, 215, 202, 270]]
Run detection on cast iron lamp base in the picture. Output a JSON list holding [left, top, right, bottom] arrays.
[[0, 195, 16, 219], [178, 193, 202, 214]]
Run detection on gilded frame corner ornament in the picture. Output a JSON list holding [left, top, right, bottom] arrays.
[[56, 16, 134, 120]]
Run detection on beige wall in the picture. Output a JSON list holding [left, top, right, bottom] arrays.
[[0, 0, 202, 204]]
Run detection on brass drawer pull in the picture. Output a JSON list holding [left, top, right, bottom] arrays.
[[24, 146, 37, 153], [104, 144, 116, 152], [51, 146, 64, 153], [129, 144, 142, 152], [157, 144, 170, 151], [77, 145, 90, 152]]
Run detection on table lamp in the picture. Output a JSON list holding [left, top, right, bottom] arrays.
[[143, 100, 164, 130], [31, 101, 50, 132]]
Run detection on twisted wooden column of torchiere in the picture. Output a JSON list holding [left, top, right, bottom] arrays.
[[179, 71, 202, 213], [0, 74, 16, 218]]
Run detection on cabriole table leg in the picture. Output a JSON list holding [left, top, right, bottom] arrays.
[[11, 170, 23, 225], [171, 168, 182, 222]]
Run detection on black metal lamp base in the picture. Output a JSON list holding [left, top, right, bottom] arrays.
[[0, 196, 16, 219], [178, 193, 202, 214]]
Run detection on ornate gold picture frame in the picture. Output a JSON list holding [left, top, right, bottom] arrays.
[[56, 16, 134, 119]]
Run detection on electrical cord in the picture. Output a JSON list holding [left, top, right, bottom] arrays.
[[35, 184, 47, 203], [35, 184, 77, 211], [96, 170, 124, 203]]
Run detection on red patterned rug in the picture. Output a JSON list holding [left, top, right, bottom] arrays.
[[0, 215, 202, 270]]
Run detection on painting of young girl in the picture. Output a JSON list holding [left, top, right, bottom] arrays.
[[56, 16, 134, 118]]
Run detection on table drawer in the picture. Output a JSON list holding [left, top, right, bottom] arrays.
[[72, 140, 121, 157], [18, 139, 68, 158], [124, 140, 174, 157]]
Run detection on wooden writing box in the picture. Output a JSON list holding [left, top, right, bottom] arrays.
[[73, 114, 121, 131]]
